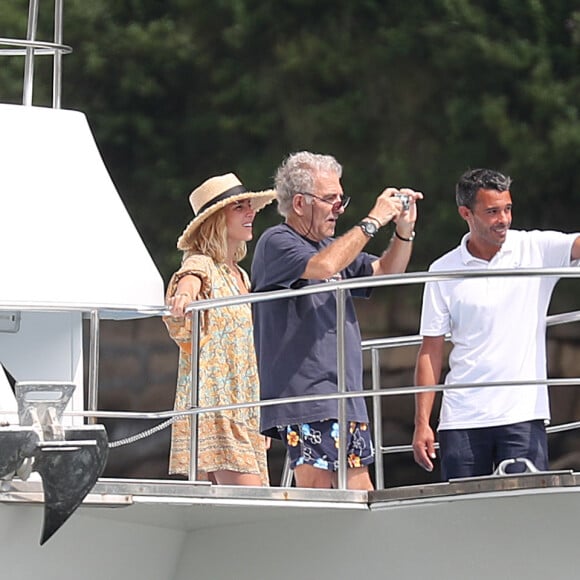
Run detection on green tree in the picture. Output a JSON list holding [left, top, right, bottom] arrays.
[[2, 0, 580, 278]]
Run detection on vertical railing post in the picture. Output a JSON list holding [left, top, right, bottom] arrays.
[[87, 310, 100, 425], [22, 0, 40, 106], [280, 452, 293, 487], [188, 308, 201, 481], [336, 287, 348, 490], [52, 0, 64, 108], [371, 347, 384, 489]]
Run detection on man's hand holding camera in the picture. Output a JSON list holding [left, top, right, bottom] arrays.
[[367, 187, 423, 233]]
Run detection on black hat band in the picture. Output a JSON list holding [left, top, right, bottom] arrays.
[[196, 185, 248, 215]]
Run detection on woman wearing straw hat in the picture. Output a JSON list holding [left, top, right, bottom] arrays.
[[164, 173, 275, 485]]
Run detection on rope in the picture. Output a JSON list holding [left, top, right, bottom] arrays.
[[107, 410, 192, 448]]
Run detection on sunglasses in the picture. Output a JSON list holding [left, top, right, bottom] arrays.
[[301, 192, 351, 212]]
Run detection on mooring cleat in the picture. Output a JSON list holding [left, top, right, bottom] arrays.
[[15, 382, 75, 439]]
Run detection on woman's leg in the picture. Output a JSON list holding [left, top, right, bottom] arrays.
[[210, 470, 264, 486]]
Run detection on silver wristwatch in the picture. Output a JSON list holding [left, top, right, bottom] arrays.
[[358, 220, 379, 238]]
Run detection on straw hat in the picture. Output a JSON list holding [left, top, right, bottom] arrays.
[[177, 173, 276, 250]]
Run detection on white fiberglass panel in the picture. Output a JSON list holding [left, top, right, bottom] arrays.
[[0, 104, 164, 310]]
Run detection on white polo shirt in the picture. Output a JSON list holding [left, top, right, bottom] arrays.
[[420, 229, 578, 430]]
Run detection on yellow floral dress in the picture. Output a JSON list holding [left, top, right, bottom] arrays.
[[164, 254, 269, 485]]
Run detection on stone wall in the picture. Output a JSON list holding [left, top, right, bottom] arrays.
[[93, 292, 580, 488]]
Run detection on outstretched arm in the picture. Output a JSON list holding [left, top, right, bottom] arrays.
[[412, 335, 445, 472]]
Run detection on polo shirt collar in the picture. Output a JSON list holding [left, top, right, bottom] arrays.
[[460, 230, 515, 265]]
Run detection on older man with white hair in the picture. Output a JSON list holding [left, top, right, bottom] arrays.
[[252, 151, 422, 489]]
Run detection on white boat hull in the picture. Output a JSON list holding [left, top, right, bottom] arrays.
[[1, 475, 578, 580]]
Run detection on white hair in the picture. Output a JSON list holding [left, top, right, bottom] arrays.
[[274, 151, 342, 217]]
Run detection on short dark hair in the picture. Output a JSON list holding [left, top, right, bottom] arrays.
[[456, 168, 512, 209]]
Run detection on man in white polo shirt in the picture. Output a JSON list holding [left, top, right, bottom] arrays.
[[412, 168, 580, 480]]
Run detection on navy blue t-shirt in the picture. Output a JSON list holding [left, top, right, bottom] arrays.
[[251, 223, 375, 437]]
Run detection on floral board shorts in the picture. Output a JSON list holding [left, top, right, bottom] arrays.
[[277, 420, 375, 471]]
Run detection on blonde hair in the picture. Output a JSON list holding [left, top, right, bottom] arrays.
[[182, 207, 247, 263]]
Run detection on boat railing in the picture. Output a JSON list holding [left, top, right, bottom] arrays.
[[361, 308, 580, 488], [1, 266, 579, 490], [180, 266, 580, 488], [0, 0, 70, 107]]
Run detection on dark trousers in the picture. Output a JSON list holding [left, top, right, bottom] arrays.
[[438, 420, 548, 480]]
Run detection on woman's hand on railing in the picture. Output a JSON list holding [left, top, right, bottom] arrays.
[[167, 275, 202, 318], [168, 292, 192, 318]]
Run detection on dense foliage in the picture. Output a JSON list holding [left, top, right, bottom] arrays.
[[2, 0, 580, 280]]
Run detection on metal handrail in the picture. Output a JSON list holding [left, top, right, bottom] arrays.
[[1, 266, 576, 315], [361, 309, 580, 352], [0, 302, 165, 316], [361, 307, 580, 488], [182, 267, 580, 313], [0, 301, 165, 431], [2, 266, 579, 489], [0, 0, 72, 107], [64, 376, 580, 421], [181, 266, 580, 489], [361, 308, 580, 484], [0, 38, 73, 55]]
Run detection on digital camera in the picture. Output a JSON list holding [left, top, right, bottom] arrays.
[[394, 193, 410, 211]]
